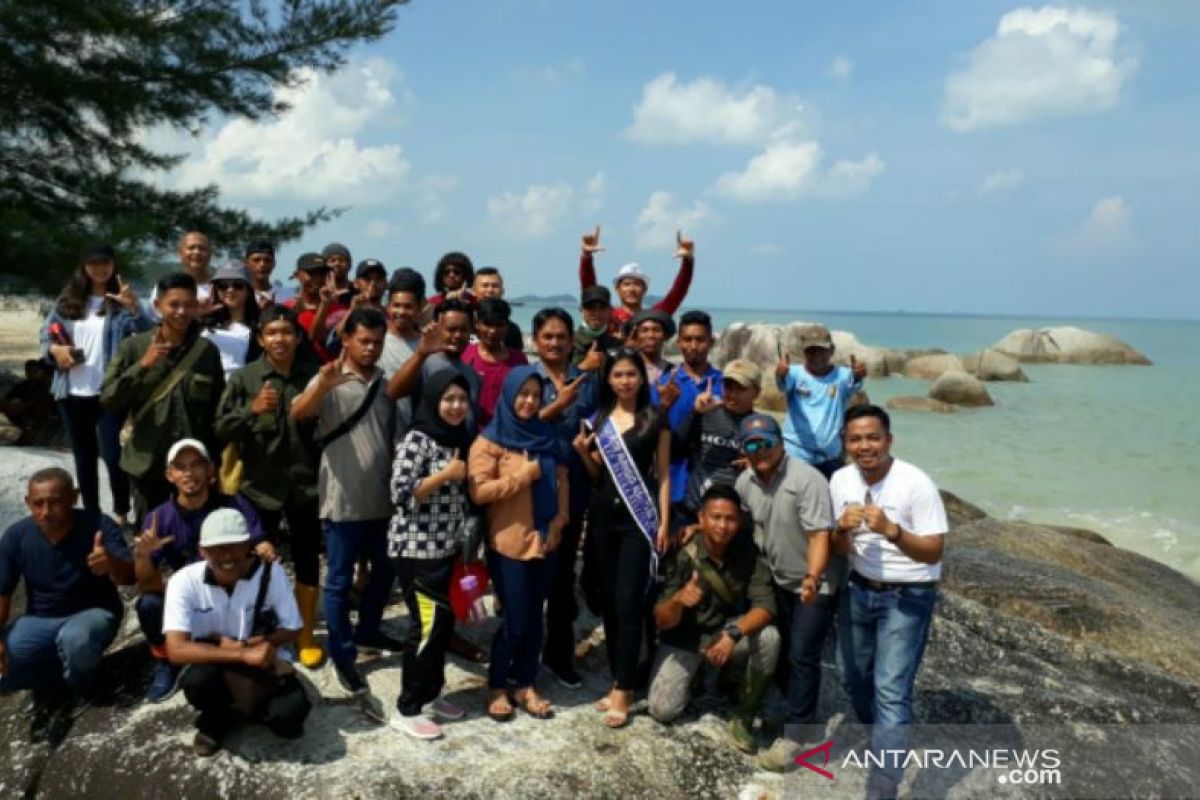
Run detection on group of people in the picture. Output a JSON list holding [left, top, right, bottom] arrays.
[[0, 227, 946, 798]]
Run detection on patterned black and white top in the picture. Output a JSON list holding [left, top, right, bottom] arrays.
[[387, 430, 468, 559]]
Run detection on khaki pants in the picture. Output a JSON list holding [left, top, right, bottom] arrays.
[[647, 625, 780, 723]]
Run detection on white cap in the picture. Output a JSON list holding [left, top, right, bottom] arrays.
[[613, 262, 650, 290], [199, 508, 251, 548], [167, 438, 211, 466]]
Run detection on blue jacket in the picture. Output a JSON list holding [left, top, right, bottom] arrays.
[[39, 301, 153, 400]]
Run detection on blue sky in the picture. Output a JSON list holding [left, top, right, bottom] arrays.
[[161, 1, 1200, 318]]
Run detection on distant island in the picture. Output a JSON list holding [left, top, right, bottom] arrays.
[[509, 293, 665, 306]]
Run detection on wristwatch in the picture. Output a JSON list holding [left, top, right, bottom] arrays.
[[723, 623, 743, 643]]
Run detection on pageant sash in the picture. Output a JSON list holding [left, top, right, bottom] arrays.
[[595, 417, 659, 575]]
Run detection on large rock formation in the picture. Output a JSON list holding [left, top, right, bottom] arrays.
[[902, 354, 964, 381], [887, 395, 957, 413], [992, 326, 1152, 365], [960, 349, 1029, 382], [929, 371, 994, 407], [713, 322, 894, 378]]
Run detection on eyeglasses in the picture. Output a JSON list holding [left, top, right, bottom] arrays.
[[213, 282, 247, 292], [743, 439, 777, 454], [443, 266, 465, 275]]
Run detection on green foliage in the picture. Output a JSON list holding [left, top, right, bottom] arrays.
[[0, 0, 406, 291]]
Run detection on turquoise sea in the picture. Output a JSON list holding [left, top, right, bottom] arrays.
[[514, 305, 1200, 582]]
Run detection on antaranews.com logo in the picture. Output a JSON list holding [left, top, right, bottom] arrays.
[[796, 740, 1062, 787]]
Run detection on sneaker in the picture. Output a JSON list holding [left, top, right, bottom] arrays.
[[424, 696, 465, 721], [359, 691, 388, 724], [728, 717, 758, 755], [757, 738, 802, 773], [389, 712, 443, 740], [543, 660, 583, 689], [193, 730, 221, 757], [334, 660, 367, 696], [146, 660, 183, 703], [354, 630, 407, 656]]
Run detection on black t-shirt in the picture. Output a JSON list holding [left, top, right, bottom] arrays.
[[590, 407, 668, 522], [0, 510, 131, 618], [679, 407, 753, 513]]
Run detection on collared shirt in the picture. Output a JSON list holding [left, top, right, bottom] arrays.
[[311, 364, 395, 521], [0, 510, 131, 618], [143, 494, 264, 571], [388, 430, 468, 560], [735, 456, 845, 593], [162, 559, 301, 642], [214, 354, 321, 510], [658, 531, 775, 652], [379, 329, 421, 440], [778, 364, 863, 464]]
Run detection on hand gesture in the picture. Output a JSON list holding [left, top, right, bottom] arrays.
[[837, 504, 867, 534], [572, 422, 597, 459], [581, 225, 605, 255], [106, 277, 141, 315], [577, 341, 605, 373], [441, 449, 468, 482], [557, 373, 587, 407], [799, 575, 819, 605], [850, 354, 867, 381], [318, 272, 337, 305], [657, 374, 681, 411], [519, 451, 542, 484], [730, 455, 749, 473], [134, 513, 174, 560], [863, 502, 897, 538], [241, 639, 276, 670], [418, 321, 450, 356], [677, 523, 700, 547], [87, 531, 112, 576], [693, 377, 722, 414], [775, 343, 791, 382], [50, 344, 77, 370], [254, 540, 278, 564], [349, 291, 368, 311], [317, 352, 351, 391], [140, 328, 172, 369], [676, 570, 705, 608], [705, 632, 735, 668], [674, 230, 695, 260], [251, 381, 280, 415]]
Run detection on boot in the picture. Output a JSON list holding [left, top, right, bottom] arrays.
[[728, 663, 769, 755], [294, 583, 326, 669]]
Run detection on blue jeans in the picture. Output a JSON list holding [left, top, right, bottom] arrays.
[[487, 550, 557, 690], [838, 578, 937, 795], [0, 608, 121, 694], [775, 586, 838, 733], [323, 518, 393, 667]]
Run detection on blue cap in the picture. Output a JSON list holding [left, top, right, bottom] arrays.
[[738, 413, 782, 447]]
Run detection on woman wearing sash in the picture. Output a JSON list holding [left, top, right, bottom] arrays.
[[469, 365, 570, 721], [574, 348, 671, 728]]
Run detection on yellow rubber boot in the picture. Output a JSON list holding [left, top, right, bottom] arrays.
[[294, 583, 326, 669]]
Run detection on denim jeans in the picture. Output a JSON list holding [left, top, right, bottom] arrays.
[[775, 586, 838, 733], [323, 518, 393, 667], [838, 578, 937, 796], [58, 395, 130, 517], [487, 549, 557, 690], [135, 592, 166, 647], [0, 608, 121, 694]]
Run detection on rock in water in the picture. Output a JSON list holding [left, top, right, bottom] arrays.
[[712, 322, 894, 377], [960, 349, 1029, 382], [902, 354, 964, 380], [992, 326, 1152, 365], [887, 395, 957, 413], [929, 371, 994, 407]]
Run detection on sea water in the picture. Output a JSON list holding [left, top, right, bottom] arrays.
[[513, 305, 1200, 582]]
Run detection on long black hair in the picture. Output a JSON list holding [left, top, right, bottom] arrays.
[[55, 260, 122, 321], [201, 280, 261, 333], [594, 347, 658, 437], [433, 251, 474, 294]]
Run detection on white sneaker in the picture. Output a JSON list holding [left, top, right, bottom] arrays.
[[389, 712, 444, 740], [424, 696, 465, 721]]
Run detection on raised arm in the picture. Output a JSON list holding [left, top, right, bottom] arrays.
[[579, 224, 604, 291], [654, 231, 695, 315]]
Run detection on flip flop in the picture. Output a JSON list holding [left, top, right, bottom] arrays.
[[594, 697, 612, 713], [603, 707, 630, 729], [514, 689, 554, 720], [486, 690, 514, 723]]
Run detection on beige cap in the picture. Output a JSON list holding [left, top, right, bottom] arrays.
[[798, 324, 834, 350], [722, 359, 762, 389], [199, 508, 251, 548]]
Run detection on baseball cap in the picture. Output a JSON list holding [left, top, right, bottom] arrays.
[[722, 359, 762, 390], [212, 260, 252, 286], [355, 258, 387, 279], [613, 263, 651, 290], [167, 438, 211, 466], [321, 242, 351, 261], [630, 308, 676, 340], [738, 413, 782, 447], [199, 508, 251, 548], [243, 240, 275, 258], [295, 252, 329, 273], [80, 243, 116, 263], [581, 285, 612, 308], [798, 324, 834, 350]]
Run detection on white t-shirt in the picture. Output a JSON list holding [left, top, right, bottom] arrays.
[[163, 559, 301, 643], [204, 322, 252, 378], [67, 297, 107, 397], [829, 458, 948, 582]]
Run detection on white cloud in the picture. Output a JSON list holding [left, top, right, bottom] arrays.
[[634, 191, 712, 251], [714, 142, 884, 203], [414, 175, 459, 226], [169, 57, 411, 202], [487, 183, 574, 240], [581, 172, 607, 213], [825, 55, 854, 81], [942, 6, 1137, 132], [624, 72, 807, 145], [1059, 195, 1137, 256], [749, 243, 783, 257], [365, 219, 396, 240], [977, 168, 1026, 196]]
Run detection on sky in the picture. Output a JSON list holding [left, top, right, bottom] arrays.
[[154, 1, 1200, 318]]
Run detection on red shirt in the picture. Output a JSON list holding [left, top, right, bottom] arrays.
[[462, 343, 529, 428], [284, 298, 347, 362], [579, 252, 694, 333]]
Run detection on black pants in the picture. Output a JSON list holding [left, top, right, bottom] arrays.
[[392, 555, 456, 717], [131, 473, 173, 526], [590, 515, 654, 691], [774, 585, 839, 728], [256, 501, 322, 587], [135, 592, 166, 647], [542, 514, 583, 669], [58, 396, 130, 517], [180, 662, 311, 740]]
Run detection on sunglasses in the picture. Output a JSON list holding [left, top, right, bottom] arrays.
[[213, 281, 247, 292], [743, 438, 777, 454]]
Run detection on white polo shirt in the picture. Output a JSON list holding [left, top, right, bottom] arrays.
[[829, 458, 948, 583], [163, 559, 301, 642]]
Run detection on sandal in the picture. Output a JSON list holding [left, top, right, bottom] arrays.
[[513, 688, 554, 720], [603, 707, 631, 729], [594, 696, 612, 713], [486, 690, 514, 723]]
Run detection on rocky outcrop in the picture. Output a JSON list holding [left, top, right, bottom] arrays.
[[929, 371, 994, 407], [992, 326, 1152, 365], [713, 322, 894, 377], [960, 349, 1028, 382], [887, 395, 957, 413], [902, 354, 964, 381]]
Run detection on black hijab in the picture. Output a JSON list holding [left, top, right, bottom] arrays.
[[409, 369, 473, 454]]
